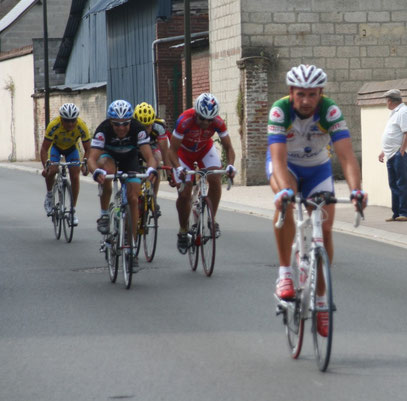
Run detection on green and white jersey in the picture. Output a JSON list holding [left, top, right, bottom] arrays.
[[267, 96, 350, 167]]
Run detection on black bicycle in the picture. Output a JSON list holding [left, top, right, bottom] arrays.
[[46, 157, 87, 243]]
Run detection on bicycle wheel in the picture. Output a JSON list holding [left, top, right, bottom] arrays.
[[62, 182, 74, 243], [52, 183, 62, 240], [311, 246, 334, 372], [143, 194, 158, 262], [106, 203, 119, 283], [200, 197, 216, 277], [135, 196, 143, 257], [187, 212, 199, 271], [284, 298, 304, 359], [122, 205, 134, 289]]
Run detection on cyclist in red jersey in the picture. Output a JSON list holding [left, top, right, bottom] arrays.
[[169, 93, 237, 254]]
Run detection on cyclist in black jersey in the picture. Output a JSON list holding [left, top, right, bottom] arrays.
[[88, 100, 157, 252]]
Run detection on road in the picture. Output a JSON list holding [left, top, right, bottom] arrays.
[[1, 167, 407, 401]]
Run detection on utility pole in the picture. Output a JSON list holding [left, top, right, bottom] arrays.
[[184, 0, 192, 108], [42, 0, 50, 127]]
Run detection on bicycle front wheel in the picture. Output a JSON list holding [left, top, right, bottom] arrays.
[[285, 298, 304, 359], [62, 182, 74, 243], [52, 183, 62, 240], [200, 197, 216, 277], [311, 246, 334, 372], [143, 194, 158, 262], [122, 205, 134, 290], [106, 203, 119, 283], [187, 211, 199, 271]]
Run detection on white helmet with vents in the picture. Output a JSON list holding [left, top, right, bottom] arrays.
[[194, 93, 219, 119], [59, 103, 80, 119], [286, 64, 327, 88]]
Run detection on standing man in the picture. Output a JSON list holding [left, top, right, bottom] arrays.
[[169, 93, 236, 254], [267, 64, 367, 335], [378, 89, 407, 222], [41, 103, 90, 226]]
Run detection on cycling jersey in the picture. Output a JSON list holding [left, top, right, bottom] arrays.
[[45, 116, 90, 151], [172, 108, 228, 154], [267, 96, 350, 167], [150, 119, 168, 145]]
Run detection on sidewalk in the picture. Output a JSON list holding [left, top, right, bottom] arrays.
[[2, 160, 407, 249]]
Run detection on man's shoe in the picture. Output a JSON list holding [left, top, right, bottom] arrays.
[[395, 216, 407, 221], [275, 276, 295, 299], [316, 301, 329, 337], [155, 203, 161, 218], [97, 215, 110, 234], [177, 232, 189, 255], [385, 216, 396, 222], [208, 221, 221, 238], [44, 194, 53, 215], [73, 212, 79, 226]]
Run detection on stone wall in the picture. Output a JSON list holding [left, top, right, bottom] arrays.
[[239, 0, 407, 181]]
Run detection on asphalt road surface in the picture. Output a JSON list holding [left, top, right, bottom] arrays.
[[1, 168, 407, 401]]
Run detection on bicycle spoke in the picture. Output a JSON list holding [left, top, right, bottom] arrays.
[[106, 203, 119, 283], [52, 183, 63, 240], [62, 182, 74, 243], [122, 205, 134, 289], [143, 195, 158, 262]]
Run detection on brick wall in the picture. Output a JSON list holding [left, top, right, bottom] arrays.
[[156, 14, 208, 130], [181, 48, 210, 109]]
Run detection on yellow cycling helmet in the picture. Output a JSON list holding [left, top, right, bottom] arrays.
[[134, 102, 156, 125]]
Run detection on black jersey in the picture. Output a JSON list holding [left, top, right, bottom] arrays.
[[91, 119, 150, 158]]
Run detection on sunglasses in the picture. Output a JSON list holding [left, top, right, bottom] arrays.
[[62, 118, 77, 123], [197, 115, 214, 122], [112, 120, 131, 127]]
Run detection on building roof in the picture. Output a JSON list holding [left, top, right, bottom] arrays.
[[0, 0, 38, 33], [83, 0, 128, 18], [357, 79, 407, 106]]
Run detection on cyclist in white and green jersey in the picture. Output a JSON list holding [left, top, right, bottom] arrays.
[[267, 64, 368, 307]]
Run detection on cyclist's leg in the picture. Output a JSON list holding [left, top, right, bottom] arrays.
[[152, 146, 162, 197], [97, 154, 115, 211], [46, 145, 61, 190], [126, 180, 142, 243], [66, 147, 81, 207], [201, 144, 222, 216]]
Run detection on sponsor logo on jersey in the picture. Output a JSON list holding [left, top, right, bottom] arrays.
[[267, 125, 285, 134], [269, 107, 285, 123], [326, 105, 342, 122], [330, 120, 348, 132]]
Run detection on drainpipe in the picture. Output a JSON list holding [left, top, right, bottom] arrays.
[[152, 31, 208, 111]]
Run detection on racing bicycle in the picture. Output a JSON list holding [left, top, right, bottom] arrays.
[[46, 157, 87, 243], [183, 165, 233, 277], [100, 171, 148, 289], [275, 191, 364, 371]]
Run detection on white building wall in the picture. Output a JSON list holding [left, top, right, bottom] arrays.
[[360, 105, 391, 207], [209, 0, 243, 182], [0, 53, 35, 161]]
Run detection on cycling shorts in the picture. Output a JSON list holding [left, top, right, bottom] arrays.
[[174, 143, 222, 183], [99, 151, 142, 183], [266, 159, 334, 198], [49, 145, 80, 164]]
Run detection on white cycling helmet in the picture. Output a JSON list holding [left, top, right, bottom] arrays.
[[107, 100, 134, 119], [59, 103, 80, 119], [286, 64, 327, 88], [194, 93, 219, 119]]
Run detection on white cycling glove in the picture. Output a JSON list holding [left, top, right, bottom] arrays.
[[93, 168, 107, 182], [146, 167, 158, 177], [176, 166, 186, 180], [226, 164, 237, 176]]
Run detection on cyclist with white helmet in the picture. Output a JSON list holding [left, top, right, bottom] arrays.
[[87, 100, 157, 257], [168, 92, 237, 254], [268, 64, 367, 335], [40, 103, 91, 225], [133, 102, 171, 207]]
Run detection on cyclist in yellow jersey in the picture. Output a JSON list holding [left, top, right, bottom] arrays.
[[133, 102, 171, 214], [40, 103, 91, 225]]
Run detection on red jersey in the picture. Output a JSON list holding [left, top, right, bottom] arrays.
[[172, 108, 228, 153]]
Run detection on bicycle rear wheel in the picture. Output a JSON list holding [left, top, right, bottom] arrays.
[[62, 182, 74, 243], [143, 194, 158, 262], [122, 205, 134, 289], [200, 197, 216, 277], [311, 246, 334, 372], [187, 213, 199, 271], [106, 203, 119, 283], [52, 183, 62, 240]]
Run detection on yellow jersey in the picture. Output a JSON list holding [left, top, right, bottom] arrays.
[[45, 116, 91, 150]]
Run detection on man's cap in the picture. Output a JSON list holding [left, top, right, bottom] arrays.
[[384, 89, 402, 100]]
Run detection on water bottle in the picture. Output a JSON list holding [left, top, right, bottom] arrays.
[[299, 257, 309, 288]]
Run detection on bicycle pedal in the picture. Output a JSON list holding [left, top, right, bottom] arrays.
[[276, 304, 285, 316]]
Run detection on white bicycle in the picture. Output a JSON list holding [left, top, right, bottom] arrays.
[[275, 191, 364, 371]]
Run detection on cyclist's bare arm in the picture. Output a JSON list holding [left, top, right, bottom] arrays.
[[168, 135, 182, 169]]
